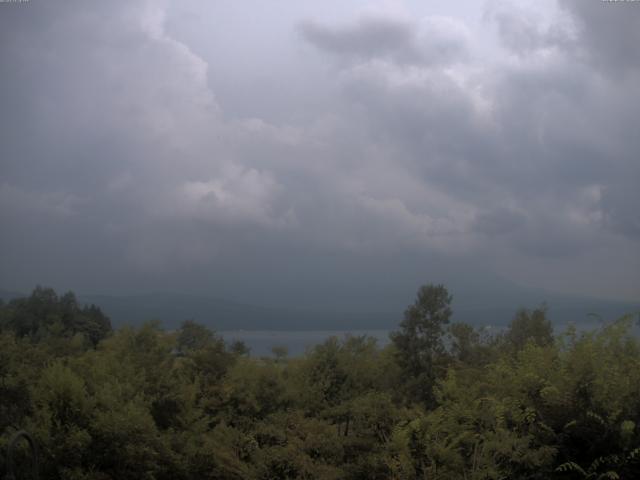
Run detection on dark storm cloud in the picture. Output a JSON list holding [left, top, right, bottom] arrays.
[[474, 208, 526, 236], [299, 15, 469, 66], [299, 3, 639, 266], [486, 2, 574, 56], [0, 0, 638, 303], [299, 17, 418, 63], [559, 0, 640, 73]]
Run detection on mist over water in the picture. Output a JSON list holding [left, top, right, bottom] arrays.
[[221, 316, 637, 356]]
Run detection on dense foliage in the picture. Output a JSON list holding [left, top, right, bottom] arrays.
[[1, 286, 639, 479]]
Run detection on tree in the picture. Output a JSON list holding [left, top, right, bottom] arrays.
[[271, 345, 288, 363], [448, 322, 481, 364], [504, 305, 553, 352], [0, 287, 111, 347], [390, 284, 453, 406], [176, 319, 214, 353]]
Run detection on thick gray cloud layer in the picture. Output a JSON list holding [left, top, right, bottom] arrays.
[[299, 15, 469, 66], [0, 0, 638, 308]]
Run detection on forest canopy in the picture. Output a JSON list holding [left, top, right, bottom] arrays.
[[1, 285, 639, 479]]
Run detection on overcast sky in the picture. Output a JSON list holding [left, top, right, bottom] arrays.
[[1, 0, 638, 311]]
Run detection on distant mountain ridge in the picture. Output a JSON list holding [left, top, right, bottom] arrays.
[[1, 288, 637, 331]]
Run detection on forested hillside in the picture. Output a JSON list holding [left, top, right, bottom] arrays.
[[1, 286, 639, 479]]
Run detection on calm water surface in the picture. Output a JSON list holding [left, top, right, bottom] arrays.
[[220, 320, 619, 357], [220, 330, 391, 357]]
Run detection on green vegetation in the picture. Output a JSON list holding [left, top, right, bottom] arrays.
[[1, 285, 639, 479]]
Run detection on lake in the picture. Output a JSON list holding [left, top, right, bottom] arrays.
[[220, 329, 391, 357], [220, 319, 627, 357]]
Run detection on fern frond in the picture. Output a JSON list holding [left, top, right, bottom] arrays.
[[556, 461, 587, 476], [596, 472, 619, 480], [586, 411, 606, 426], [627, 447, 640, 460]]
